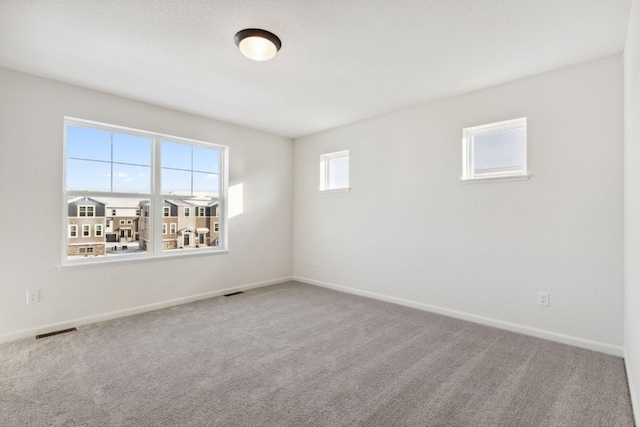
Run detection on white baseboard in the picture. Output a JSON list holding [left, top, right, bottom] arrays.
[[0, 276, 293, 344], [293, 276, 624, 357], [624, 349, 640, 426]]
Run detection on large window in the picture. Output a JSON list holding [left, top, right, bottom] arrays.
[[319, 150, 350, 192], [63, 118, 228, 265], [462, 117, 528, 182]]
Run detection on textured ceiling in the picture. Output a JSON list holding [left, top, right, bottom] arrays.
[[0, 0, 632, 138]]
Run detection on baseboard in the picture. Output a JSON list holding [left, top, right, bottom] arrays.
[[0, 276, 293, 344], [624, 349, 640, 426], [293, 276, 624, 357]]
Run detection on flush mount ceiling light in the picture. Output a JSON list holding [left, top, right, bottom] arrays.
[[234, 28, 281, 61]]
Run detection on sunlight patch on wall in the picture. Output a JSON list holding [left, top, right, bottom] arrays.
[[229, 183, 244, 218]]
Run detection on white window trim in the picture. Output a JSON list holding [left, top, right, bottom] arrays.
[[170, 223, 176, 234], [163, 207, 170, 217], [214, 222, 219, 232], [461, 117, 530, 183], [61, 117, 230, 269], [319, 150, 350, 192], [184, 207, 190, 217], [69, 224, 78, 238], [162, 223, 167, 235], [95, 224, 103, 237], [82, 225, 91, 237]]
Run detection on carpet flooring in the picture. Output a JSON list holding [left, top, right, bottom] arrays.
[[0, 281, 635, 426]]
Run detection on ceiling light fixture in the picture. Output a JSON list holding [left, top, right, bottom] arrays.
[[234, 28, 281, 61]]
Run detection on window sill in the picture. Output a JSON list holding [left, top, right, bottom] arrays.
[[461, 175, 531, 184], [319, 187, 351, 193], [59, 248, 230, 270]]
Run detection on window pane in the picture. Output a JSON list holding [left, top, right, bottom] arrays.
[[473, 128, 524, 172], [66, 126, 111, 161], [67, 196, 150, 260], [161, 141, 191, 170], [66, 159, 111, 191], [328, 156, 349, 189], [113, 133, 151, 166], [162, 168, 191, 195], [193, 172, 218, 196], [193, 146, 219, 173], [112, 164, 151, 193]]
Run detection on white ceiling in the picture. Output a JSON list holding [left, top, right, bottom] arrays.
[[0, 0, 632, 139]]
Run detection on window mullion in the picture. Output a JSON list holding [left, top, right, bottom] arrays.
[[152, 137, 163, 255]]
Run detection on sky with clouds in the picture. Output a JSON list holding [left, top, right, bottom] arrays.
[[66, 126, 220, 195]]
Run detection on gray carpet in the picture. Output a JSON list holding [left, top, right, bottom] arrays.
[[0, 281, 634, 426]]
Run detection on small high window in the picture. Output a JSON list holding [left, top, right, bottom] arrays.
[[320, 150, 350, 192], [462, 117, 528, 182]]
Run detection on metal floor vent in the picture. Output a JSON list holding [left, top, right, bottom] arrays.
[[36, 327, 77, 339], [224, 291, 244, 297]]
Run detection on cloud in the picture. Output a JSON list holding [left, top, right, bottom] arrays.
[[116, 172, 129, 178], [206, 174, 217, 179]]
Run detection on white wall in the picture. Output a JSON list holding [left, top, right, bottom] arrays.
[[0, 68, 293, 340], [293, 56, 624, 354], [624, 0, 640, 421]]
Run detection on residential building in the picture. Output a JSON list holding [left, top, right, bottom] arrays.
[[67, 197, 106, 256], [139, 200, 219, 251]]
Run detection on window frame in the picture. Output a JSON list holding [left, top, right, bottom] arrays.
[[61, 117, 229, 268], [462, 117, 529, 183], [170, 223, 177, 234], [95, 224, 103, 237], [319, 150, 350, 192], [82, 224, 91, 237], [69, 224, 78, 238]]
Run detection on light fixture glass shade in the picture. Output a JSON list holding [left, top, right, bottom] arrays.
[[234, 29, 281, 61]]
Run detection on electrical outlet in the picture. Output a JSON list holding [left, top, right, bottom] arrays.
[[27, 290, 40, 304], [537, 291, 549, 307]]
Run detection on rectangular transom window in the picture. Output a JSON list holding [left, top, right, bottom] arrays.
[[320, 150, 350, 192], [462, 117, 528, 182], [63, 117, 228, 266]]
